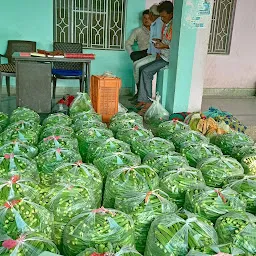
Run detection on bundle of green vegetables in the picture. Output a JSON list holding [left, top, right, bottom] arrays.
[[211, 132, 254, 156], [157, 120, 190, 140], [110, 112, 143, 125], [77, 246, 142, 256], [69, 92, 93, 115], [38, 135, 79, 153], [72, 119, 107, 132], [103, 165, 159, 208], [0, 140, 38, 158], [185, 187, 247, 222], [52, 161, 103, 206], [93, 152, 141, 179], [0, 127, 39, 145], [180, 142, 223, 167], [116, 125, 154, 145], [115, 189, 177, 253], [227, 175, 256, 214], [63, 208, 135, 256], [0, 112, 9, 132], [241, 154, 256, 175], [0, 232, 59, 255], [71, 110, 101, 123], [36, 148, 81, 186], [87, 138, 131, 163], [231, 145, 256, 162], [160, 167, 205, 207], [10, 107, 40, 123], [197, 156, 244, 187], [0, 198, 53, 239], [76, 127, 113, 161], [215, 211, 256, 255], [42, 113, 72, 127], [143, 152, 189, 174], [109, 119, 144, 135], [171, 130, 209, 152], [144, 211, 218, 256], [131, 137, 175, 160], [0, 154, 38, 179], [7, 120, 41, 132], [39, 125, 75, 141]]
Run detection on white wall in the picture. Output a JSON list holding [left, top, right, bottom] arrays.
[[204, 0, 256, 89]]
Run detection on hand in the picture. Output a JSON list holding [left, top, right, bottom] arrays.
[[156, 53, 161, 59], [154, 42, 169, 49], [152, 38, 161, 43]]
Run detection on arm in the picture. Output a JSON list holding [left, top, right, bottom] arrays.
[[125, 29, 138, 55]]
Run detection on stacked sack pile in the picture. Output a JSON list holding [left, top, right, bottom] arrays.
[[0, 92, 255, 256]]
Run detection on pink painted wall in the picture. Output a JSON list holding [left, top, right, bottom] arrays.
[[204, 0, 256, 89]]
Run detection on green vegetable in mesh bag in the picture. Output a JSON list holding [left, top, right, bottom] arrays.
[[0, 154, 38, 180], [103, 165, 159, 208], [63, 207, 135, 256], [44, 182, 98, 248], [144, 211, 218, 256], [231, 145, 256, 162], [0, 232, 59, 255], [76, 127, 113, 161], [227, 175, 256, 214], [7, 120, 41, 132], [71, 110, 101, 122], [87, 138, 131, 163], [69, 92, 93, 115], [180, 142, 223, 167], [0, 112, 9, 132], [115, 189, 177, 253], [40, 125, 75, 141], [36, 148, 81, 186], [197, 156, 244, 188], [109, 119, 144, 135], [77, 246, 142, 256], [184, 187, 247, 222], [0, 127, 39, 145], [116, 125, 154, 145], [10, 107, 40, 123], [0, 140, 38, 158], [143, 152, 189, 174], [157, 120, 190, 140], [160, 167, 205, 207], [215, 212, 256, 255], [43, 113, 72, 127], [131, 137, 175, 160], [38, 135, 79, 153], [187, 244, 246, 256], [211, 132, 254, 156], [93, 152, 141, 179], [0, 198, 53, 239], [241, 154, 256, 175], [172, 130, 209, 152], [110, 112, 143, 125], [52, 161, 103, 207], [72, 119, 107, 132]]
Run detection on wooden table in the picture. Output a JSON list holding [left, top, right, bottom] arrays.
[[13, 53, 93, 113]]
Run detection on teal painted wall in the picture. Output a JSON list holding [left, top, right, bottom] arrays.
[[0, 0, 146, 88]]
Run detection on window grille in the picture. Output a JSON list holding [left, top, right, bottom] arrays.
[[208, 0, 237, 54], [54, 0, 126, 50]]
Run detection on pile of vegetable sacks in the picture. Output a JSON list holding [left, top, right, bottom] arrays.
[[0, 92, 255, 256]]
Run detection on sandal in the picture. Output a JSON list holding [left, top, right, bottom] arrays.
[[138, 103, 152, 116]]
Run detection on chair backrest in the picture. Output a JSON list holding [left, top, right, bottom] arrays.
[[5, 40, 36, 63], [53, 42, 82, 71]]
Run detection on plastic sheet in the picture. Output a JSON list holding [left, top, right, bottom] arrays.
[[103, 165, 159, 208], [10, 107, 40, 123], [115, 189, 177, 253], [185, 187, 247, 222], [109, 119, 144, 135], [160, 167, 205, 207], [231, 145, 256, 162], [93, 152, 141, 179], [144, 211, 218, 256], [63, 208, 135, 256], [197, 156, 244, 187], [71, 110, 101, 123], [40, 125, 75, 141], [7, 120, 41, 133], [110, 112, 143, 125], [72, 119, 107, 132], [43, 113, 72, 127], [69, 92, 93, 115]]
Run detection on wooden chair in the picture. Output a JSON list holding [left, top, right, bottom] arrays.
[[0, 40, 36, 96], [52, 42, 85, 98]]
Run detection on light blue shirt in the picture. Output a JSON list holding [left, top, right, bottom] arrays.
[[147, 17, 163, 55]]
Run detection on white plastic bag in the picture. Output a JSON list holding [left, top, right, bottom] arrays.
[[118, 103, 128, 113], [144, 93, 169, 126]]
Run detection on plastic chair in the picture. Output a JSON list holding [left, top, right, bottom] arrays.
[[0, 40, 36, 96], [52, 42, 85, 98]]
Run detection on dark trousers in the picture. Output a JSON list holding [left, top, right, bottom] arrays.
[[130, 49, 148, 62]]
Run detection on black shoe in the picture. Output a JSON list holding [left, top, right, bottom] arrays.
[[128, 93, 138, 101]]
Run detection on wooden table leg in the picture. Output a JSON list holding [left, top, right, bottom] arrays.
[[86, 62, 91, 94]]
